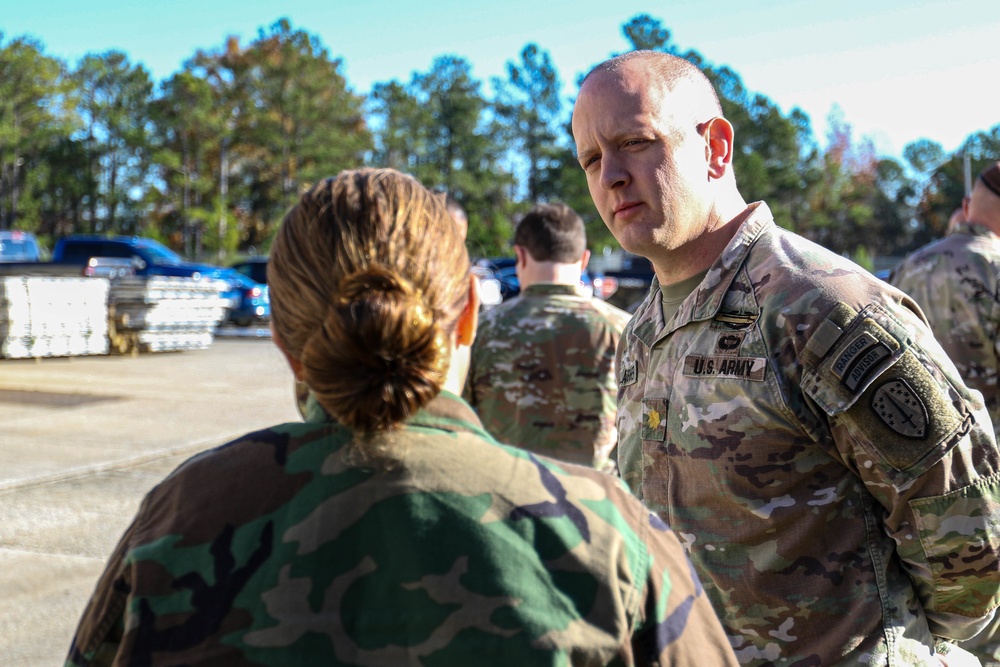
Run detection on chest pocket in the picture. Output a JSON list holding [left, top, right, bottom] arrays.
[[801, 304, 969, 476]]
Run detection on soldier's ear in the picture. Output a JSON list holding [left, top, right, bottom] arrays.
[[703, 117, 734, 180], [455, 273, 480, 347], [514, 245, 528, 269]]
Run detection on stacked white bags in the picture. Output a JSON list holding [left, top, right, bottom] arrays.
[[109, 276, 230, 353], [0, 276, 110, 359]]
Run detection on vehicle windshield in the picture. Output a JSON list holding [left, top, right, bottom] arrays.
[[0, 239, 40, 261], [137, 239, 184, 264], [219, 269, 254, 287]]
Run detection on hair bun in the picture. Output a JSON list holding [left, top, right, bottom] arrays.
[[301, 265, 449, 432], [336, 268, 410, 306]]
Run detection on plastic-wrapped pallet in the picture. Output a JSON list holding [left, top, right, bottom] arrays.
[[0, 276, 110, 359], [108, 276, 229, 353]]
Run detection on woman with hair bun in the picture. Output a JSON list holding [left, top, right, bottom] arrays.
[[67, 168, 738, 666]]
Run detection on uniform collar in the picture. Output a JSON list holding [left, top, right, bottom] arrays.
[[522, 283, 584, 297], [630, 202, 773, 348], [304, 388, 496, 441], [950, 221, 997, 239], [408, 390, 498, 441]]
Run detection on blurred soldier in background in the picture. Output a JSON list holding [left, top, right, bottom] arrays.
[[445, 192, 468, 240], [892, 163, 1000, 441], [892, 164, 1000, 665], [466, 202, 630, 470]]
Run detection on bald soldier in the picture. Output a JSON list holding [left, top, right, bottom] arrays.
[[892, 166, 1000, 665], [572, 50, 1000, 666]]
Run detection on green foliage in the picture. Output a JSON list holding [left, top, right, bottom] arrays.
[[369, 55, 517, 257], [851, 245, 874, 271], [905, 127, 1000, 253], [0, 33, 75, 232], [903, 138, 946, 176], [173, 18, 371, 255], [493, 44, 563, 202], [621, 15, 672, 52], [73, 50, 155, 233], [0, 16, 995, 268]]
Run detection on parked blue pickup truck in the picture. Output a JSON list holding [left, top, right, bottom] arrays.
[[52, 235, 228, 279]]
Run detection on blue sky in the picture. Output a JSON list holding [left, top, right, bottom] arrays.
[[3, 0, 998, 159]]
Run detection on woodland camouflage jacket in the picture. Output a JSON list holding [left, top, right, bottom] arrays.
[[616, 202, 1000, 666], [66, 391, 738, 666]]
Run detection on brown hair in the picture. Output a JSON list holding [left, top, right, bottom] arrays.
[[513, 202, 586, 263], [268, 168, 470, 435]]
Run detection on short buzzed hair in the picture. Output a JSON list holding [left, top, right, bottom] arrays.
[[514, 203, 586, 263], [582, 50, 723, 120]]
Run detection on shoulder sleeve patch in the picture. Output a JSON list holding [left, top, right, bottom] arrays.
[[848, 349, 970, 472], [802, 312, 902, 415], [802, 305, 972, 474]]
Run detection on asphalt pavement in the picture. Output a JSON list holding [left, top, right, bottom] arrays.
[[0, 337, 300, 665]]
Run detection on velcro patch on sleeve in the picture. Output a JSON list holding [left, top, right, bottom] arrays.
[[831, 329, 895, 393], [801, 313, 903, 416], [682, 355, 766, 381], [620, 359, 637, 388], [803, 306, 973, 474], [847, 349, 969, 473]]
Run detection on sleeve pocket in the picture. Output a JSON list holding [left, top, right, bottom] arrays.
[[909, 472, 1000, 615]]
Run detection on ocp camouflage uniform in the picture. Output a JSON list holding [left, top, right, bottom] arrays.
[[66, 390, 739, 666], [466, 283, 631, 470], [890, 221, 1000, 438], [616, 202, 1000, 666], [891, 222, 1000, 665]]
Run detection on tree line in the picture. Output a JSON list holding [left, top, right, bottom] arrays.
[[1, 15, 997, 265]]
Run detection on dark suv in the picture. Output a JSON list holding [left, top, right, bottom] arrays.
[[230, 256, 269, 284]]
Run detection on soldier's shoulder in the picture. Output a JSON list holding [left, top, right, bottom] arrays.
[[159, 422, 339, 490], [585, 297, 633, 328], [903, 235, 972, 265], [761, 226, 873, 277], [519, 450, 641, 507], [752, 259, 881, 315], [476, 298, 524, 332]]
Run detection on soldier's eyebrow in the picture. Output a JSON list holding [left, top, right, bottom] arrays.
[[576, 147, 597, 166]]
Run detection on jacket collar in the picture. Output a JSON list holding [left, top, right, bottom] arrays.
[[522, 283, 585, 297], [951, 221, 998, 239], [304, 389, 496, 442], [631, 202, 773, 348]]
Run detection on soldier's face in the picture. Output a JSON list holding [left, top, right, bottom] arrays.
[[572, 65, 714, 261]]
